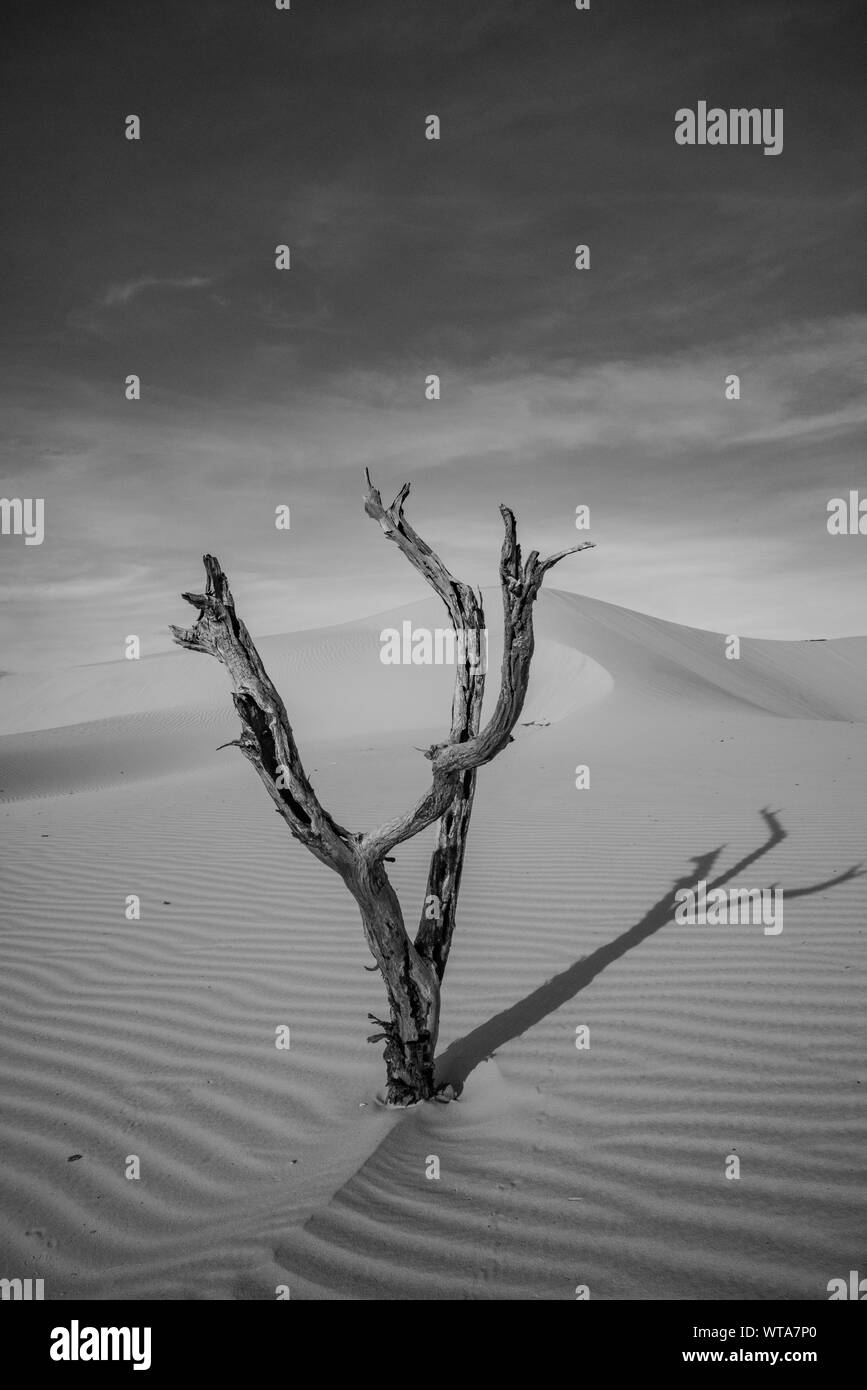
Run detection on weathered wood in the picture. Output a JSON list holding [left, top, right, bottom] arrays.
[[359, 505, 594, 858], [171, 478, 594, 1104], [362, 471, 485, 982], [170, 555, 356, 877]]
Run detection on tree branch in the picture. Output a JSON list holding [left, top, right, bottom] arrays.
[[170, 554, 356, 877], [363, 470, 488, 978], [360, 495, 594, 862]]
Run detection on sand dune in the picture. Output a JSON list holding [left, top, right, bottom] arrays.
[[1, 591, 865, 1299], [3, 588, 865, 746]]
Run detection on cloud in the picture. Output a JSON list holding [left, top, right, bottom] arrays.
[[100, 276, 214, 307], [1, 310, 865, 669]]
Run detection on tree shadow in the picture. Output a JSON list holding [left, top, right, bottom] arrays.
[[435, 808, 863, 1094]]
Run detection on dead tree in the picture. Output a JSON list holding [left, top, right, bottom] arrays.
[[171, 473, 593, 1105]]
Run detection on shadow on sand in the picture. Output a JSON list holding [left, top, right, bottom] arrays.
[[435, 807, 862, 1094]]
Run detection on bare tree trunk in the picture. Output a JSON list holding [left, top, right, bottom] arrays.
[[171, 477, 593, 1104], [356, 859, 441, 1104]]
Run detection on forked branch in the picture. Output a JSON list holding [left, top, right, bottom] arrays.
[[360, 491, 594, 862], [363, 470, 487, 975]]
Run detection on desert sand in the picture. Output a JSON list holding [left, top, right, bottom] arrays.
[[1, 589, 865, 1300]]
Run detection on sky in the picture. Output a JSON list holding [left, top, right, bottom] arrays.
[[1, 0, 865, 671]]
